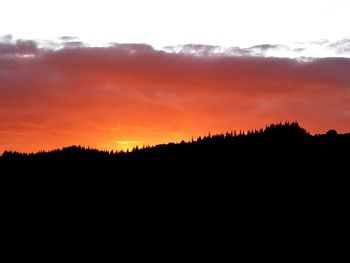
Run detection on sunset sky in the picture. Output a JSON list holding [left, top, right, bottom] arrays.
[[1, 0, 350, 152]]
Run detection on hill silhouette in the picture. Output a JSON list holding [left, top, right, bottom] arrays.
[[1, 122, 349, 174], [2, 121, 348, 244], [2, 121, 348, 217]]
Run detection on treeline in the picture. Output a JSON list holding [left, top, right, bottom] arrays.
[[1, 122, 348, 214], [1, 122, 349, 166]]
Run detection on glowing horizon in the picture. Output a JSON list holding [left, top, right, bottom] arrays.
[[1, 41, 350, 153], [1, 0, 349, 153]]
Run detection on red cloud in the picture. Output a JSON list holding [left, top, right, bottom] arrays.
[[1, 42, 350, 152]]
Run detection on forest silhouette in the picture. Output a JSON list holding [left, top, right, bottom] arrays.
[[2, 121, 348, 233], [1, 122, 349, 175]]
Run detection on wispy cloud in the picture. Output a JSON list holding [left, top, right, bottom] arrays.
[[59, 36, 79, 42], [163, 39, 350, 58], [328, 39, 350, 54]]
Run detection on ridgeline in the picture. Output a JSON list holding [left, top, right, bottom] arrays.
[[1, 122, 349, 174]]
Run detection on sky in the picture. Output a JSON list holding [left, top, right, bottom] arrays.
[[0, 0, 350, 152]]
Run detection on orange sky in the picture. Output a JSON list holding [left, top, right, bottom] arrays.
[[1, 41, 350, 153]]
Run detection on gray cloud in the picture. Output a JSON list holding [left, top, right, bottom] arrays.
[[162, 43, 295, 57], [293, 48, 305, 53], [249, 44, 290, 56], [310, 39, 330, 45], [163, 44, 221, 56], [63, 41, 86, 48], [163, 44, 254, 57], [328, 39, 350, 54], [225, 47, 253, 56], [0, 34, 13, 43], [250, 44, 282, 50], [109, 43, 155, 53], [0, 39, 39, 57], [163, 40, 350, 58], [59, 36, 79, 41]]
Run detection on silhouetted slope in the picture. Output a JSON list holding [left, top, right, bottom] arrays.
[[2, 122, 347, 245], [1, 122, 349, 174], [0, 123, 350, 165]]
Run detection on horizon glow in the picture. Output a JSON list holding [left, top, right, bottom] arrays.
[[0, 0, 350, 152]]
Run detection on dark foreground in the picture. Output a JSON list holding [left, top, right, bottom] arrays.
[[1, 122, 349, 173], [1, 123, 348, 254], [1, 121, 348, 194]]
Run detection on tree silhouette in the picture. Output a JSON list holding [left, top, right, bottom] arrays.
[[1, 121, 349, 175]]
